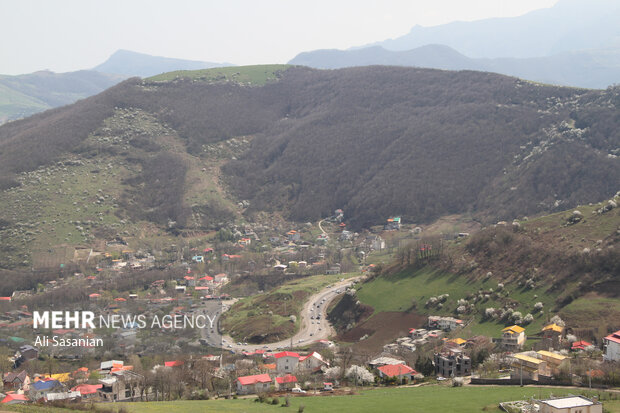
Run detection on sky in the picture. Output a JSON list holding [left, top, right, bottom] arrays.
[[1, 0, 559, 75]]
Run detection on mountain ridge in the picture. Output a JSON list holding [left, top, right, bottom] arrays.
[[289, 44, 620, 89], [0, 65, 618, 270]]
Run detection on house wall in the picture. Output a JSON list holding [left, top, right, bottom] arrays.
[[276, 356, 298, 373], [604, 342, 620, 361]]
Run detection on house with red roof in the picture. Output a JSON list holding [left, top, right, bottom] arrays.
[[72, 383, 102, 400], [199, 275, 214, 283], [275, 374, 298, 390], [299, 351, 329, 372], [377, 364, 417, 382], [1, 393, 29, 404], [0, 296, 11, 302], [236, 373, 272, 395], [571, 340, 593, 351], [603, 330, 620, 361], [275, 351, 300, 373]]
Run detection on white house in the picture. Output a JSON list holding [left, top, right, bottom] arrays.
[[299, 351, 329, 372], [236, 374, 272, 395], [275, 351, 299, 373]]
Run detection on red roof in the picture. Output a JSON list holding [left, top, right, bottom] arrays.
[[72, 383, 102, 395], [199, 275, 214, 281], [164, 360, 184, 367], [377, 364, 417, 377], [237, 373, 272, 385], [184, 276, 194, 280], [0, 297, 11, 301], [114, 297, 126, 302], [1, 393, 29, 403], [409, 328, 416, 333], [276, 374, 297, 384], [571, 340, 592, 350], [195, 286, 209, 290], [604, 330, 620, 345], [89, 293, 101, 298], [274, 351, 299, 359], [204, 248, 214, 253]]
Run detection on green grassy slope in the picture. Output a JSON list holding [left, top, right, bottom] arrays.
[[146, 64, 291, 85], [356, 267, 560, 338]]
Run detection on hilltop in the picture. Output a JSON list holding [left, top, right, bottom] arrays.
[[0, 64, 618, 271]]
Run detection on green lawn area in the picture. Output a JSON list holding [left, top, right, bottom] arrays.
[[4, 386, 619, 413], [146, 65, 291, 85], [356, 267, 561, 338], [109, 386, 620, 413]]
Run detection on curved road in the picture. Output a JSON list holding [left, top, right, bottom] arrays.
[[208, 277, 358, 352]]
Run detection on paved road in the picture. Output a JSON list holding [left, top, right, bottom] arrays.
[[211, 277, 358, 353]]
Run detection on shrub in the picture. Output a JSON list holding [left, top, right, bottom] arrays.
[[272, 397, 279, 405]]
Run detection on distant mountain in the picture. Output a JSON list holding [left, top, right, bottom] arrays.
[[289, 45, 620, 89], [93, 49, 233, 78], [0, 50, 234, 124], [290, 45, 482, 71], [0, 70, 125, 124], [366, 0, 620, 59]]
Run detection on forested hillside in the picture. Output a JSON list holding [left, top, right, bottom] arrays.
[[0, 65, 618, 247]]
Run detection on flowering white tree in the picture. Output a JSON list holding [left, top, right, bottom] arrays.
[[345, 365, 374, 384], [324, 366, 342, 380]]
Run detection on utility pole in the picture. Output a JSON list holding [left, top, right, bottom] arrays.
[[520, 359, 523, 387]]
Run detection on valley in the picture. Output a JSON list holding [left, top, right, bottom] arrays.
[[0, 64, 618, 410]]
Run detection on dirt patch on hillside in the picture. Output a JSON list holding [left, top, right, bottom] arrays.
[[338, 311, 427, 353]]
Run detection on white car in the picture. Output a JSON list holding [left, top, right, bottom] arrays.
[[292, 387, 306, 394]]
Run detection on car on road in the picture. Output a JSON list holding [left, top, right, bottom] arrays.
[[292, 387, 306, 394]]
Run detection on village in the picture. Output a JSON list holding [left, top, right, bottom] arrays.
[[0, 213, 619, 412]]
